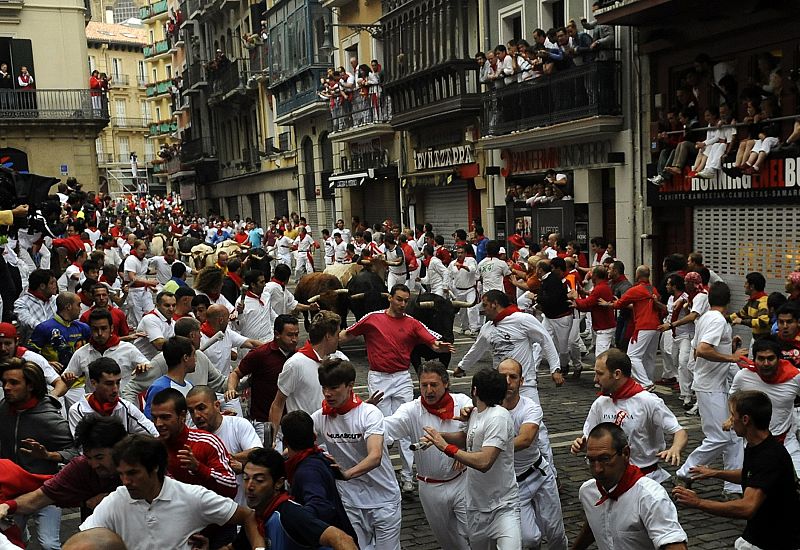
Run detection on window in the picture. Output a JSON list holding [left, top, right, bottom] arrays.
[[118, 136, 130, 160], [152, 68, 157, 83], [112, 58, 123, 79], [88, 56, 97, 73], [115, 100, 127, 125], [499, 2, 524, 43], [96, 137, 105, 163], [144, 140, 155, 162], [545, 0, 565, 29], [113, 0, 137, 23], [149, 30, 155, 44], [137, 60, 146, 85], [165, 64, 172, 79], [140, 100, 152, 122], [155, 106, 161, 121]]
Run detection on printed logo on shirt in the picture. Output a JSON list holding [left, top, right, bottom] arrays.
[[600, 410, 631, 427], [326, 432, 364, 440]]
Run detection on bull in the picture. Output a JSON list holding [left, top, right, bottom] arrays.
[[294, 273, 350, 330], [346, 268, 388, 321], [405, 292, 476, 374]]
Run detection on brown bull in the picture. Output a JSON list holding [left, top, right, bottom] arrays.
[[293, 273, 350, 329]]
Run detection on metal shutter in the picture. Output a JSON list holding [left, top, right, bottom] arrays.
[[694, 204, 800, 314], [367, 183, 400, 229], [421, 183, 469, 247]]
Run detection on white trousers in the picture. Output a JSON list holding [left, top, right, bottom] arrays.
[[453, 288, 480, 331], [126, 289, 154, 327], [660, 331, 678, 379], [407, 266, 421, 291], [368, 370, 414, 482], [518, 458, 568, 550], [735, 536, 764, 550], [294, 254, 313, 279], [545, 315, 573, 371], [703, 142, 727, 170], [673, 337, 695, 400], [785, 431, 800, 477], [678, 390, 743, 493], [594, 328, 615, 358], [520, 386, 556, 478], [418, 475, 470, 550], [387, 271, 406, 290], [343, 499, 402, 550], [568, 316, 584, 366], [627, 329, 660, 386], [468, 506, 522, 550]]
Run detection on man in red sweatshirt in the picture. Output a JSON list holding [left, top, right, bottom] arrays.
[[570, 265, 616, 358], [601, 266, 666, 389], [52, 223, 86, 261]]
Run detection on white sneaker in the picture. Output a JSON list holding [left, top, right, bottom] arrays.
[[464, 329, 476, 337], [697, 169, 716, 179], [648, 175, 664, 185], [686, 403, 699, 416], [401, 480, 414, 494]]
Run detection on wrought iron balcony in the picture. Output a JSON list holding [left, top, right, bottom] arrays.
[[112, 117, 149, 128], [273, 67, 329, 121], [110, 74, 130, 86], [384, 60, 481, 128], [187, 61, 208, 91], [144, 39, 170, 59], [208, 59, 245, 98], [181, 136, 217, 163], [329, 94, 393, 142], [146, 79, 172, 98], [481, 61, 622, 136], [0, 89, 110, 125], [148, 120, 178, 136], [140, 0, 169, 20]]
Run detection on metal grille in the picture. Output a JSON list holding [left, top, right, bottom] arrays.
[[421, 183, 469, 248], [694, 205, 800, 313]]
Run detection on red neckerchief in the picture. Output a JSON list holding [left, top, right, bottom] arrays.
[[9, 396, 39, 415], [750, 291, 767, 301], [321, 391, 363, 417], [256, 493, 292, 537], [146, 309, 171, 325], [296, 341, 319, 362], [15, 346, 27, 358], [669, 292, 687, 336], [595, 463, 644, 505], [420, 392, 455, 420], [270, 277, 285, 289], [29, 290, 49, 303], [740, 357, 800, 384], [246, 291, 263, 306], [493, 305, 521, 325], [284, 446, 325, 484], [91, 333, 120, 353], [612, 274, 628, 285], [87, 393, 118, 416], [606, 377, 645, 403], [173, 313, 191, 321], [78, 291, 93, 307], [200, 322, 217, 338], [227, 272, 243, 287], [595, 251, 604, 264]]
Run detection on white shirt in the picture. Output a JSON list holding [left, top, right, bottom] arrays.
[[277, 349, 349, 415], [323, 237, 335, 258], [135, 309, 175, 360], [150, 256, 186, 285], [263, 281, 298, 322], [690, 292, 710, 318], [58, 264, 82, 293], [666, 293, 693, 340], [463, 405, 517, 512], [385, 246, 405, 274], [449, 257, 479, 290], [312, 403, 401, 507], [80, 476, 238, 550], [68, 396, 158, 437], [212, 415, 263, 506], [200, 327, 248, 378], [333, 240, 348, 263], [123, 255, 149, 294], [65, 341, 149, 393], [236, 292, 273, 341], [276, 235, 293, 262], [578, 476, 687, 550], [20, 348, 61, 387], [384, 393, 472, 480], [420, 256, 450, 297], [692, 310, 733, 392], [294, 234, 315, 254], [507, 395, 542, 475], [477, 257, 510, 292], [582, 391, 683, 482], [459, 311, 562, 392], [730, 368, 800, 437]]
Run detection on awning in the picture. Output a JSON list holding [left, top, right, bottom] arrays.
[[401, 163, 479, 187], [328, 171, 370, 189]]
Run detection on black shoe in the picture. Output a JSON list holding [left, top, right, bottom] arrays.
[[722, 166, 742, 178]]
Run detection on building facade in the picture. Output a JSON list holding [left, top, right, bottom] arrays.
[[0, 0, 109, 188]]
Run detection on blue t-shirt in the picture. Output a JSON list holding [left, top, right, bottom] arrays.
[[143, 375, 193, 419], [28, 315, 91, 366], [232, 500, 331, 550], [248, 228, 264, 248]]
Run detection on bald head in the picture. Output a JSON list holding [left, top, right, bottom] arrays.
[[635, 265, 651, 281], [64, 528, 127, 550], [206, 304, 229, 331]]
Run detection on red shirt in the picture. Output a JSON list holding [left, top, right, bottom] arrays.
[[434, 247, 452, 266], [165, 426, 237, 498], [80, 306, 130, 337], [614, 281, 662, 337], [40, 455, 119, 507], [234, 232, 249, 244], [779, 334, 800, 369], [346, 311, 438, 374], [237, 340, 291, 421], [400, 242, 418, 270], [574, 279, 616, 330]]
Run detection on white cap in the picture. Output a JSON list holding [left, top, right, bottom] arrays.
[[499, 247, 506, 255]]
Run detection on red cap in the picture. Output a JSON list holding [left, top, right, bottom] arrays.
[[507, 234, 526, 249], [0, 323, 17, 339]]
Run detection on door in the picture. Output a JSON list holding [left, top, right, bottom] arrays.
[[420, 182, 469, 247]]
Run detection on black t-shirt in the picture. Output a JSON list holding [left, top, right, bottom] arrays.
[[742, 435, 800, 549], [233, 500, 329, 550]]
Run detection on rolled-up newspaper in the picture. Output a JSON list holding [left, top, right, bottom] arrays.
[[200, 330, 225, 352], [409, 441, 432, 451]]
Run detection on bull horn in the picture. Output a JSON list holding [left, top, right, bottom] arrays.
[[308, 294, 322, 304], [418, 301, 435, 309], [381, 292, 390, 298], [451, 300, 472, 308], [334, 288, 349, 295], [350, 293, 365, 300]]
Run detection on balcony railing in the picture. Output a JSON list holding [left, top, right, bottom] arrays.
[[274, 67, 328, 118], [110, 74, 130, 86], [186, 0, 201, 18], [187, 61, 207, 89], [139, 0, 168, 20], [112, 117, 149, 128], [330, 95, 391, 133], [146, 79, 172, 97], [247, 44, 268, 77], [385, 60, 480, 127], [148, 120, 177, 136], [208, 59, 245, 98], [144, 39, 170, 59], [481, 61, 622, 136], [137, 75, 148, 87], [0, 90, 109, 122], [181, 136, 217, 163]]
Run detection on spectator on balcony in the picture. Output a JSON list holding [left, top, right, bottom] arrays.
[[651, 109, 701, 185], [494, 45, 515, 88], [17, 66, 34, 90], [581, 2, 614, 61], [353, 64, 372, 126], [688, 107, 733, 179], [566, 19, 596, 65], [476, 51, 488, 82], [649, 109, 682, 185], [0, 63, 12, 90], [368, 61, 384, 122], [536, 28, 572, 75], [725, 118, 781, 178], [515, 41, 536, 82]]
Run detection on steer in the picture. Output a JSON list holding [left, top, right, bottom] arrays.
[[294, 273, 349, 329], [405, 292, 475, 374]]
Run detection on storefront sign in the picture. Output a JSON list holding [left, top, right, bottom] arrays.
[[343, 139, 390, 173], [649, 157, 800, 205], [334, 178, 364, 188], [500, 140, 612, 176], [413, 145, 474, 170]]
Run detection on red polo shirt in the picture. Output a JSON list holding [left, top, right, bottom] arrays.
[[574, 279, 616, 330], [237, 340, 292, 421], [614, 281, 662, 338]]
